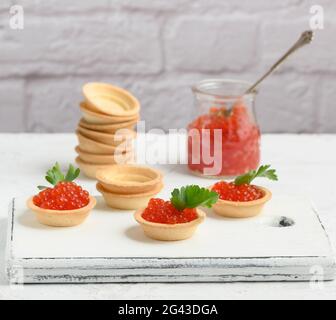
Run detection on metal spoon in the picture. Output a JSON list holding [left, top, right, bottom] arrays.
[[245, 30, 314, 95]]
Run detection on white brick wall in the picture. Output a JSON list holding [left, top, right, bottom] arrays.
[[0, 0, 335, 133]]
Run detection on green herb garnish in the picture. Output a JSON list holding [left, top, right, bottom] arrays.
[[38, 162, 81, 190], [170, 185, 219, 211], [234, 165, 278, 186]]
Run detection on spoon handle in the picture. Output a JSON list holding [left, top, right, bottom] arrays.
[[245, 30, 314, 95]]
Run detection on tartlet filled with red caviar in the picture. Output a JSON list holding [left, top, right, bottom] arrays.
[[135, 185, 218, 241], [211, 165, 277, 218], [27, 163, 96, 227]]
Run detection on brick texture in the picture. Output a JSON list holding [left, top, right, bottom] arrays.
[[25, 78, 83, 132], [256, 73, 316, 133], [0, 80, 25, 132], [317, 76, 336, 133], [0, 0, 335, 133], [0, 14, 162, 76], [165, 17, 258, 73]]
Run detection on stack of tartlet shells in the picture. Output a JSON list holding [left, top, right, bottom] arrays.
[[96, 165, 164, 210], [75, 83, 140, 179]]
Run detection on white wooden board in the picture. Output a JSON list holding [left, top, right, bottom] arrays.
[[5, 165, 336, 284]]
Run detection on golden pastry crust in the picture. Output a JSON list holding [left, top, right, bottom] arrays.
[[27, 196, 96, 227], [96, 182, 163, 210], [212, 186, 272, 218], [96, 165, 163, 195], [134, 208, 206, 241], [83, 82, 140, 117]]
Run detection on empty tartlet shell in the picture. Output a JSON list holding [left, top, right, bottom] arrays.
[[80, 102, 139, 125], [79, 118, 138, 133], [96, 165, 163, 195], [212, 186, 272, 218], [76, 157, 121, 179], [75, 146, 135, 165], [134, 208, 206, 241], [76, 131, 133, 154], [83, 83, 140, 117], [77, 125, 136, 146], [96, 182, 163, 210], [27, 196, 96, 227]]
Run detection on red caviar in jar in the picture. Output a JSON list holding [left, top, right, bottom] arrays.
[[212, 181, 264, 202], [142, 199, 198, 224], [33, 182, 90, 210], [188, 103, 260, 177]]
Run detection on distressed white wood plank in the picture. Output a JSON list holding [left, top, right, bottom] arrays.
[[7, 195, 333, 258], [5, 162, 336, 283]]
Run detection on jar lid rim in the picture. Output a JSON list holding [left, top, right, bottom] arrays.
[[192, 79, 257, 100]]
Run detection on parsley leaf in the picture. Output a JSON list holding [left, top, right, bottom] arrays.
[[171, 185, 219, 211], [37, 185, 49, 190], [234, 165, 278, 186], [65, 164, 81, 182], [38, 163, 81, 190]]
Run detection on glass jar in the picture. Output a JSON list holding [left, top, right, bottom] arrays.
[[187, 79, 260, 178]]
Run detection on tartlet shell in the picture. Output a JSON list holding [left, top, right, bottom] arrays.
[[27, 196, 96, 227], [83, 82, 140, 117], [134, 208, 206, 241], [96, 182, 163, 210], [212, 186, 272, 218], [76, 157, 125, 179], [77, 125, 136, 146], [79, 118, 138, 134], [76, 131, 133, 154], [80, 102, 139, 125], [96, 165, 163, 195], [75, 146, 135, 165]]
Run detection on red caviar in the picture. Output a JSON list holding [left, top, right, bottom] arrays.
[[142, 199, 198, 224], [212, 181, 264, 202], [33, 182, 90, 210], [188, 103, 260, 176]]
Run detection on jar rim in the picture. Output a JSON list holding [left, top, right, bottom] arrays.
[[192, 79, 257, 101]]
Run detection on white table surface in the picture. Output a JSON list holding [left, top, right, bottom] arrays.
[[1, 133, 336, 300]]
